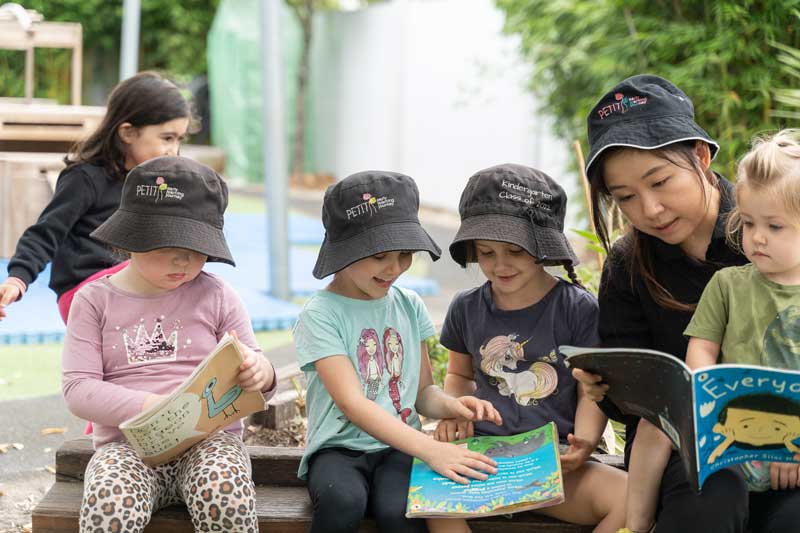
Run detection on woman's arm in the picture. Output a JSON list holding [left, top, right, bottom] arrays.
[[315, 353, 498, 484]]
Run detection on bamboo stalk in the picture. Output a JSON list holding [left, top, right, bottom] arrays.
[[573, 140, 604, 269]]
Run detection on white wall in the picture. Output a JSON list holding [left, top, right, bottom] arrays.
[[310, 0, 578, 224]]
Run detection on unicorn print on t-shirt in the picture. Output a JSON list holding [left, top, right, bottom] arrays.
[[479, 333, 558, 406]]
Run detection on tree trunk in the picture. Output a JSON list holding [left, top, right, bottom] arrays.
[[290, 0, 314, 182]]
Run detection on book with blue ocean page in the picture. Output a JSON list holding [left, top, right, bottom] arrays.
[[562, 345, 800, 492], [405, 422, 564, 518]]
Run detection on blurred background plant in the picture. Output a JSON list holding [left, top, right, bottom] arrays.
[[0, 0, 219, 105], [495, 0, 800, 182]]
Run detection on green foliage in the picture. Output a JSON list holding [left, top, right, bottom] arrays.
[[0, 0, 219, 101], [495, 0, 800, 181], [426, 335, 449, 388]]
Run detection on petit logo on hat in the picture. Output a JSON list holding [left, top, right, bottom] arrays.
[[345, 191, 396, 220], [596, 92, 649, 120], [135, 176, 185, 202]]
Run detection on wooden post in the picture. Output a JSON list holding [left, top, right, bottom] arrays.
[[71, 25, 82, 105], [572, 140, 604, 269]]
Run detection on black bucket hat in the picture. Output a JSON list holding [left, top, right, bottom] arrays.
[[91, 156, 234, 265], [313, 170, 441, 279], [450, 164, 578, 268], [585, 74, 719, 177]]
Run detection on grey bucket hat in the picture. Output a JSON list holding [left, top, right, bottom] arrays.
[[91, 156, 234, 265], [313, 170, 441, 279], [450, 163, 578, 268]]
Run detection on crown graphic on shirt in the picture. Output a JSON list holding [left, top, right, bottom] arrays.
[[123, 319, 178, 359]]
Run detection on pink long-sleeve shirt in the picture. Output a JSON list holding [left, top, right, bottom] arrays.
[[62, 271, 274, 449]]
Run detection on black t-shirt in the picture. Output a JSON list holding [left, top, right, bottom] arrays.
[[440, 279, 600, 441], [598, 176, 747, 462], [7, 162, 124, 297]]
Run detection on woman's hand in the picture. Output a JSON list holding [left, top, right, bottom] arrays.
[[572, 368, 609, 402], [421, 439, 498, 485], [434, 418, 474, 442], [559, 432, 595, 472], [232, 330, 275, 392]]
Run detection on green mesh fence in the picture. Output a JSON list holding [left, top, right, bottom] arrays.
[[207, 0, 315, 183]]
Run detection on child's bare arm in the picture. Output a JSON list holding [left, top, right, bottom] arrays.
[[442, 351, 476, 397], [415, 341, 501, 424], [626, 419, 672, 532], [315, 354, 498, 484], [561, 382, 608, 472], [686, 337, 720, 370], [436, 350, 480, 442]]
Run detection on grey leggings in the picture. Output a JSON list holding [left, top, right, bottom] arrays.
[[80, 431, 258, 532]]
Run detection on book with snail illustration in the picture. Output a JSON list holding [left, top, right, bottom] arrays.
[[405, 422, 564, 518], [562, 346, 800, 492], [119, 333, 267, 466]]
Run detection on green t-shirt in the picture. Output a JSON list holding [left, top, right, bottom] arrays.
[[685, 264, 800, 368], [292, 286, 436, 479]]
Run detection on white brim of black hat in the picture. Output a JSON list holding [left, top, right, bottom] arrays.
[[91, 209, 235, 266], [313, 221, 441, 279], [450, 213, 578, 268], [585, 114, 719, 177]]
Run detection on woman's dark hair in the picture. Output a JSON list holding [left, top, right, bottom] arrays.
[[65, 71, 192, 180], [588, 141, 718, 312]]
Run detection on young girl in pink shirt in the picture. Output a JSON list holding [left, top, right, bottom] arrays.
[[62, 156, 275, 533]]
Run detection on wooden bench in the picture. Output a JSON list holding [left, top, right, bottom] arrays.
[[33, 438, 624, 532]]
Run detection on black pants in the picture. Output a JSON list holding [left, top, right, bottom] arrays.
[[749, 486, 800, 533], [655, 452, 748, 533], [307, 447, 428, 533]]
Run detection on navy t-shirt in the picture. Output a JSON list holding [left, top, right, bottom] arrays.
[[439, 279, 600, 441]]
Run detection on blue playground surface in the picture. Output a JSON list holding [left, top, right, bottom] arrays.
[[0, 213, 439, 344]]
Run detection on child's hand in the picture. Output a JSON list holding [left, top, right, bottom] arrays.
[[769, 461, 800, 490], [434, 418, 474, 442], [141, 393, 166, 413], [231, 330, 275, 392], [446, 396, 502, 427], [559, 433, 595, 472], [0, 280, 23, 320], [422, 440, 498, 485], [572, 368, 608, 402]]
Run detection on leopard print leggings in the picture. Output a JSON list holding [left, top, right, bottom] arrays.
[[80, 431, 259, 532]]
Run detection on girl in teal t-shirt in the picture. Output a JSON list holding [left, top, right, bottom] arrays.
[[293, 170, 502, 533]]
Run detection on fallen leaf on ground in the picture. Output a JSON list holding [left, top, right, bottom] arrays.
[[41, 427, 67, 435], [45, 465, 56, 474]]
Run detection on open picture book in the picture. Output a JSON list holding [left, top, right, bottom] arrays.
[[405, 422, 564, 518], [562, 346, 800, 492], [119, 333, 267, 466]]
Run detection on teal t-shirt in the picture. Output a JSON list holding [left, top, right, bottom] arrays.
[[292, 286, 436, 479]]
